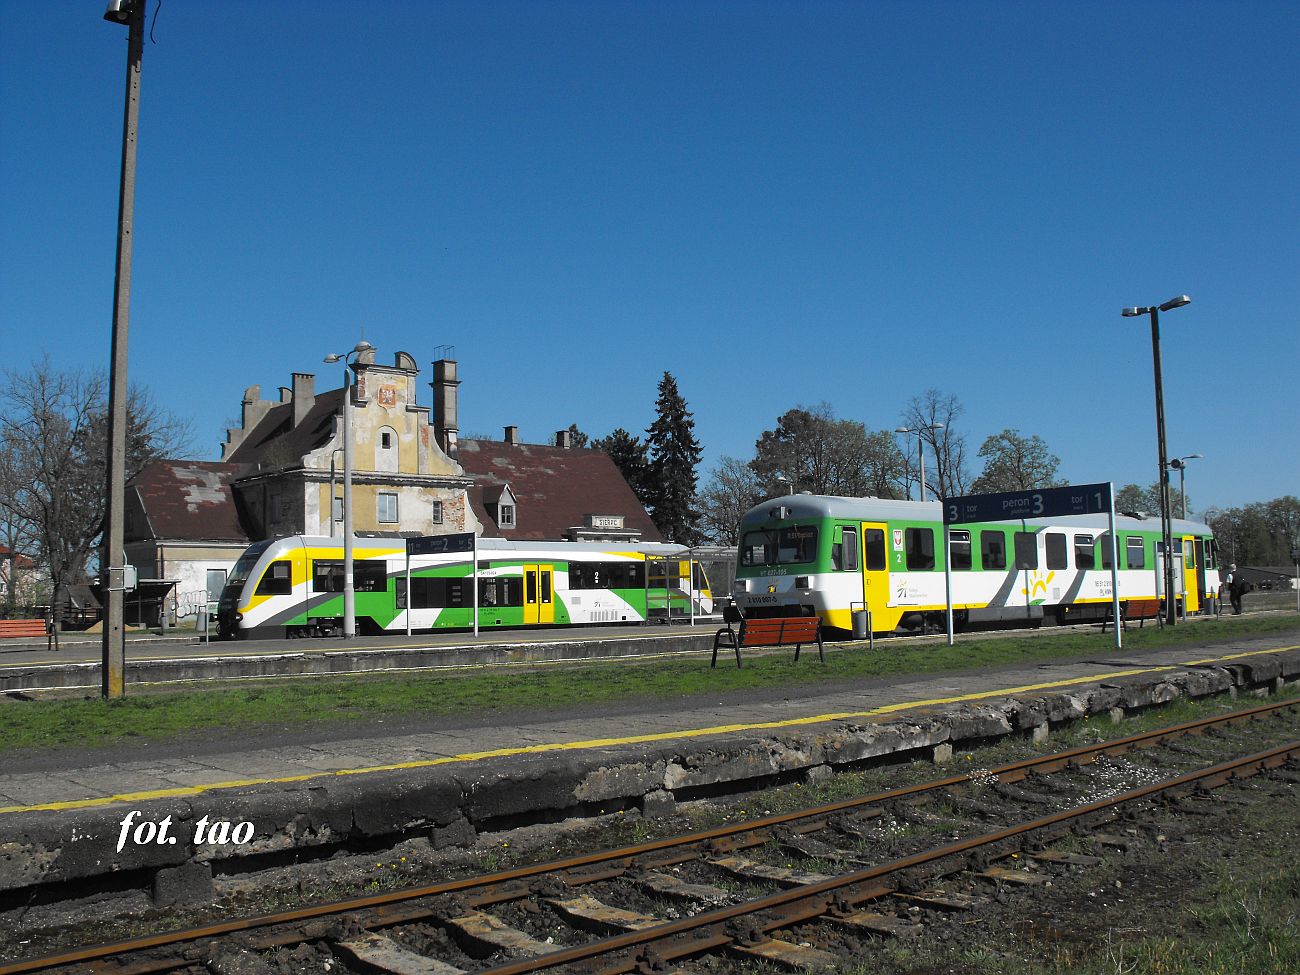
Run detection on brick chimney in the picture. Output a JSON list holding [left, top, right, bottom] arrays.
[[431, 359, 460, 456], [292, 373, 315, 426], [556, 429, 572, 449], [504, 425, 520, 446]]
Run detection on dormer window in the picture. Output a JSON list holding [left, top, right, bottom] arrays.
[[499, 503, 516, 528], [484, 483, 518, 531]]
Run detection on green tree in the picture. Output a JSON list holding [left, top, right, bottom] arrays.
[[1115, 482, 1191, 520], [970, 429, 1064, 494], [593, 428, 651, 506], [750, 404, 905, 499], [643, 373, 702, 543]]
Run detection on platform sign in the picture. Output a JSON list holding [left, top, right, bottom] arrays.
[[943, 483, 1112, 525], [406, 532, 475, 556]]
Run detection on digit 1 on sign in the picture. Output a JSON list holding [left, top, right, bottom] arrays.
[[1094, 491, 1103, 509]]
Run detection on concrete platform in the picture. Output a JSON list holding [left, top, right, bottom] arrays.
[[0, 623, 719, 691], [0, 628, 1297, 906]]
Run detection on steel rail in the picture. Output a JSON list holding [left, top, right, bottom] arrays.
[[2, 697, 1295, 975], [477, 738, 1300, 975]]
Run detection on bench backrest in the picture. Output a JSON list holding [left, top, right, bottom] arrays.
[[738, 616, 820, 647]]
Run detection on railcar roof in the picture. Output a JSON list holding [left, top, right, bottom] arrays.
[[739, 495, 1211, 536]]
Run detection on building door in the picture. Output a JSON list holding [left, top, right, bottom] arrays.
[[523, 565, 554, 624], [860, 523, 890, 629]]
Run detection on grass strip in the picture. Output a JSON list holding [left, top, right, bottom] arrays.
[[0, 614, 1296, 754]]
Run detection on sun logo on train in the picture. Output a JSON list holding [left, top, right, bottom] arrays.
[[1020, 571, 1056, 606]]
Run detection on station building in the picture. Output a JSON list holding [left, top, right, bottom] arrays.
[[123, 350, 660, 621]]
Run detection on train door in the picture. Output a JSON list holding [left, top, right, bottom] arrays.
[[1193, 538, 1207, 610], [860, 523, 890, 627], [1182, 537, 1199, 613], [523, 564, 555, 624]]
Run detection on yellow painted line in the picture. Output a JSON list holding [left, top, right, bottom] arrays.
[[2, 644, 1296, 817]]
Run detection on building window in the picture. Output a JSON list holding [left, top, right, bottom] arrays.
[[498, 503, 515, 528], [269, 493, 282, 522], [377, 426, 399, 473], [378, 492, 399, 524], [430, 500, 443, 524]]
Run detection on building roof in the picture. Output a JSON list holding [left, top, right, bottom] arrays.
[[457, 439, 662, 542], [128, 460, 253, 542], [224, 388, 346, 468]]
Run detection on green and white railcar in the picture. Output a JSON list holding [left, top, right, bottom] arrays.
[[732, 495, 1220, 634], [218, 536, 713, 640]]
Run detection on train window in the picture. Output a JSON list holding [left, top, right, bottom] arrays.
[[570, 561, 645, 589], [312, 560, 387, 593], [864, 529, 887, 571], [905, 528, 935, 571], [526, 572, 537, 605], [741, 530, 776, 566], [1184, 539, 1196, 568], [833, 527, 859, 571], [1014, 532, 1038, 570], [950, 531, 972, 570], [1099, 534, 1114, 568], [1126, 536, 1146, 569], [1074, 535, 1095, 570], [742, 527, 818, 565], [411, 576, 468, 608], [1046, 533, 1068, 570], [479, 577, 523, 607], [981, 531, 1007, 570], [255, 560, 292, 595], [1205, 539, 1217, 569]]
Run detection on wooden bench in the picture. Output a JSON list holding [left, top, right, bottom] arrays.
[[0, 619, 49, 639], [712, 606, 824, 669], [1101, 598, 1163, 633]]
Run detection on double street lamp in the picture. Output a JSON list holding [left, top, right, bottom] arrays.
[[324, 340, 374, 640], [1123, 295, 1191, 627], [1168, 453, 1202, 521], [895, 424, 944, 502]]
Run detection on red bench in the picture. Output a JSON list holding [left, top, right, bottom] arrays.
[[0, 619, 48, 639], [1102, 598, 1163, 633], [712, 607, 825, 669]]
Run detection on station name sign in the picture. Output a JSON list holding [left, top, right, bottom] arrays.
[[406, 532, 475, 555], [944, 483, 1112, 525]]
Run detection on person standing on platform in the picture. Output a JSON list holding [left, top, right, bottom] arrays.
[[1226, 564, 1246, 615]]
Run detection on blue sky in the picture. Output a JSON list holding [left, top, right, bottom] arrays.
[[2, 0, 1296, 515]]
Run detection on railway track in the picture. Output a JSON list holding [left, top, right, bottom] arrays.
[[5, 698, 1299, 975]]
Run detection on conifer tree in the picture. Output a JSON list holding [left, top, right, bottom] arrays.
[[644, 372, 702, 542], [593, 428, 651, 505]]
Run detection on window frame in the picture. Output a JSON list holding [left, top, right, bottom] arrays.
[[950, 530, 973, 571], [1125, 536, 1146, 570], [980, 530, 1007, 570], [1045, 532, 1068, 571], [1074, 534, 1096, 570], [377, 492, 399, 525], [1014, 532, 1039, 570], [905, 527, 935, 571]]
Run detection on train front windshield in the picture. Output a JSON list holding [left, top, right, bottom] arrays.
[[224, 541, 271, 598]]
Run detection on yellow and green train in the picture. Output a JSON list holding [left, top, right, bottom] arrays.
[[217, 536, 713, 639], [733, 495, 1219, 634]]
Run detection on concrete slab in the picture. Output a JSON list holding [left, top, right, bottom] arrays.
[[0, 630, 1295, 904]]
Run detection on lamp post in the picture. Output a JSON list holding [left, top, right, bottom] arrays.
[[1123, 295, 1191, 627], [1168, 453, 1202, 521], [895, 425, 944, 502], [100, 0, 146, 699], [324, 340, 374, 639]]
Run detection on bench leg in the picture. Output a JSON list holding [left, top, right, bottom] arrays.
[[793, 642, 800, 662], [816, 632, 824, 663]]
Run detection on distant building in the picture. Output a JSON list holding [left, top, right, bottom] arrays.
[[124, 351, 657, 619]]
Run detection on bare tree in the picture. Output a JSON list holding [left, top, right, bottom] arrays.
[[900, 389, 970, 499], [697, 456, 763, 544], [0, 357, 192, 619]]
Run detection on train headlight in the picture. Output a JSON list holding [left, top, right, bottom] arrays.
[[733, 580, 747, 593]]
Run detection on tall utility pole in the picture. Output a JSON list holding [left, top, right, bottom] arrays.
[[1123, 296, 1191, 628], [102, 0, 147, 698]]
